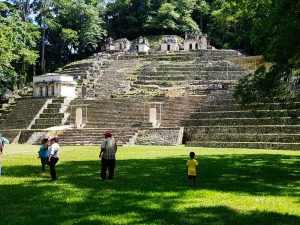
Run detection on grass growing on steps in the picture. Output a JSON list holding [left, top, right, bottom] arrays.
[[0, 145, 299, 225]]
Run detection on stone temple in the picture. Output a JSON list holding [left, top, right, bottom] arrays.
[[1, 34, 300, 150]]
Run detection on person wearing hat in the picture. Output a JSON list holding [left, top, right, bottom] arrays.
[[99, 132, 117, 181]]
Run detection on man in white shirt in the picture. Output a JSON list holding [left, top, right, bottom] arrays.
[[99, 132, 117, 181], [48, 137, 60, 181]]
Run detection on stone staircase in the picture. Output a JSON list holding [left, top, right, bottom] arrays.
[[125, 50, 246, 97], [185, 90, 300, 150], [31, 97, 69, 129], [57, 96, 206, 145], [0, 98, 47, 142], [57, 53, 143, 99], [58, 128, 138, 146]]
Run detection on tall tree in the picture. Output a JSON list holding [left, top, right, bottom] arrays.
[[207, 0, 272, 50], [35, 0, 106, 72], [0, 1, 39, 99], [234, 0, 300, 104]]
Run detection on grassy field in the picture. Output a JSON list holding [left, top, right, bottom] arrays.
[[0, 145, 299, 225]]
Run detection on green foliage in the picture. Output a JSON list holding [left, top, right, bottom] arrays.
[[234, 66, 294, 106], [107, 0, 201, 38], [208, 0, 272, 50], [0, 2, 39, 100], [34, 0, 106, 71], [234, 0, 300, 105]]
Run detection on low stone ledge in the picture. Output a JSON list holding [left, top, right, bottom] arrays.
[[135, 128, 183, 146]]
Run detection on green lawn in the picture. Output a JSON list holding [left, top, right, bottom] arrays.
[[0, 145, 300, 225]]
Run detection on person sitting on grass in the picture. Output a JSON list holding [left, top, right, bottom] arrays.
[[186, 152, 198, 186], [38, 138, 49, 173]]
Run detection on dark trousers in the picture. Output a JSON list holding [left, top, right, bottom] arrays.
[[49, 157, 59, 180], [40, 157, 48, 172], [101, 158, 115, 180]]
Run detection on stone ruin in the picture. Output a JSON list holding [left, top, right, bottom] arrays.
[[101, 33, 213, 54], [2, 36, 300, 150], [184, 33, 212, 51]]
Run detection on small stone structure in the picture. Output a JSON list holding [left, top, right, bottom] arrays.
[[160, 35, 180, 52], [131, 36, 150, 53], [184, 33, 210, 51], [114, 38, 131, 51], [103, 37, 115, 51], [103, 37, 131, 52], [33, 73, 76, 98]]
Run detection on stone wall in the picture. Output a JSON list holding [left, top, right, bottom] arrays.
[[135, 128, 184, 146]]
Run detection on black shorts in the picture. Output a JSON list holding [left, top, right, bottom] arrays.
[[188, 175, 196, 180]]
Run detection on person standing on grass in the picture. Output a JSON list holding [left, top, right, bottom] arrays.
[[38, 138, 49, 173], [48, 138, 60, 181], [99, 132, 117, 181], [0, 136, 3, 177], [186, 152, 198, 186]]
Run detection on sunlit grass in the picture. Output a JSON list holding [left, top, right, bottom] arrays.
[[0, 145, 299, 225]]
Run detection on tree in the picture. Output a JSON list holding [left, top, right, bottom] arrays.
[[0, 2, 39, 99], [145, 0, 200, 34], [35, 0, 106, 72], [234, 0, 300, 104], [207, 0, 272, 50]]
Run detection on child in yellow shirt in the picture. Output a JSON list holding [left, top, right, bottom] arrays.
[[186, 152, 198, 186]]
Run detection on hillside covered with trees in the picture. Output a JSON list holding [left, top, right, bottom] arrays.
[[0, 0, 299, 103]]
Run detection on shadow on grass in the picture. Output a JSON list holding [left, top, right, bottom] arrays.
[[4, 154, 299, 195], [0, 182, 299, 225], [1, 154, 299, 225]]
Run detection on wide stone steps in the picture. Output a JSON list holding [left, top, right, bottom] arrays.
[[34, 118, 64, 125], [196, 103, 300, 112], [0, 98, 47, 130], [190, 109, 300, 119], [136, 74, 244, 81], [184, 117, 300, 126], [59, 140, 128, 146], [187, 125, 300, 134], [186, 141, 300, 150], [140, 69, 244, 74], [44, 108, 60, 114], [141, 64, 242, 69], [85, 122, 144, 128], [136, 80, 237, 86], [39, 113, 64, 119], [47, 103, 63, 109], [58, 128, 138, 146], [193, 133, 300, 143]]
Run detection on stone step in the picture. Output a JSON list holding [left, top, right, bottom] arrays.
[[193, 133, 300, 143], [59, 141, 126, 146], [34, 118, 62, 125], [184, 117, 300, 126], [136, 77, 242, 84], [44, 108, 60, 114], [31, 123, 61, 129], [136, 70, 245, 75], [52, 98, 65, 104], [186, 141, 300, 150], [190, 109, 300, 119], [141, 64, 242, 69], [85, 122, 143, 128], [39, 113, 64, 119], [186, 125, 300, 134], [47, 103, 62, 109], [197, 103, 300, 112]]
